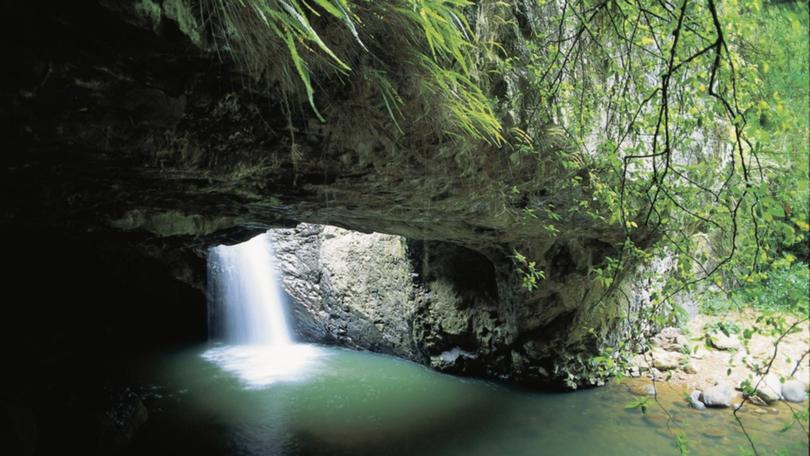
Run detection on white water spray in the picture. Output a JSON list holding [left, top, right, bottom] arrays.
[[203, 232, 322, 387], [207, 233, 292, 346]]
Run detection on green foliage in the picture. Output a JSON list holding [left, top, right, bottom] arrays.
[[708, 2, 809, 285], [201, 1, 808, 401], [591, 255, 622, 289], [675, 432, 690, 456], [701, 261, 809, 316], [699, 293, 740, 316], [419, 56, 503, 144], [514, 1, 809, 396], [624, 396, 650, 414], [739, 378, 756, 398], [398, 0, 503, 144], [362, 68, 405, 133], [705, 320, 741, 337], [588, 348, 630, 383], [202, 0, 357, 120], [200, 0, 503, 142], [735, 262, 809, 315], [512, 249, 545, 292], [520, 0, 807, 320], [395, 0, 474, 73]]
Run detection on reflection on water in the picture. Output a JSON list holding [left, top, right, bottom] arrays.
[[130, 344, 809, 456], [201, 344, 327, 388]]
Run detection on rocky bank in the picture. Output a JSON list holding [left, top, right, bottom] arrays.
[[627, 312, 810, 408]]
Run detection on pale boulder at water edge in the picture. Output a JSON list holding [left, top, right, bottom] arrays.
[[754, 374, 783, 403], [700, 384, 733, 407], [781, 379, 808, 403]]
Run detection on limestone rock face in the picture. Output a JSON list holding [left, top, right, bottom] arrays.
[[270, 224, 417, 359], [269, 224, 520, 380], [269, 223, 651, 385]]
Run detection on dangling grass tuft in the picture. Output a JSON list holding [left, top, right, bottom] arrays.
[[199, 0, 503, 142], [420, 56, 503, 145], [363, 68, 406, 134], [396, 0, 476, 75], [202, 0, 361, 120]]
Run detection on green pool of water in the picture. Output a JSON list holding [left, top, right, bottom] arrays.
[[128, 344, 808, 456]]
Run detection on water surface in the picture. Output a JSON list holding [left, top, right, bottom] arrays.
[[129, 344, 808, 456]]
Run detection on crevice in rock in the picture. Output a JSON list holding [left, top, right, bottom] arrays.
[[546, 242, 577, 280], [586, 238, 618, 269], [412, 240, 500, 305]]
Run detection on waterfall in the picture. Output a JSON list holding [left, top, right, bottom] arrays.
[[203, 232, 322, 387], [207, 233, 293, 346]]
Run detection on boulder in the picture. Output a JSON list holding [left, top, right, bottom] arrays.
[[688, 390, 706, 410], [648, 367, 665, 381], [628, 381, 657, 397], [753, 374, 782, 403], [271, 225, 418, 358], [630, 354, 650, 372], [652, 327, 689, 352], [650, 349, 683, 370], [781, 379, 808, 403], [707, 331, 741, 351], [700, 384, 733, 408], [430, 347, 478, 371]]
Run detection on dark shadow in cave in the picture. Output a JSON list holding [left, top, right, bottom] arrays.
[[408, 240, 499, 304], [1, 226, 207, 455]]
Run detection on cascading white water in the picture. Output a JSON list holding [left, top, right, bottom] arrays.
[[207, 233, 292, 346], [203, 232, 323, 388]]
